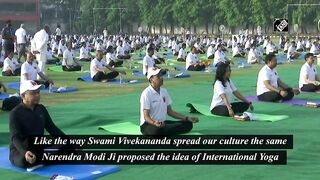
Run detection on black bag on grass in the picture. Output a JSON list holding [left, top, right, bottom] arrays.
[[2, 96, 21, 111]]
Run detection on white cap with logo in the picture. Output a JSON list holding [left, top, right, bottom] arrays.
[[20, 80, 42, 95], [147, 67, 162, 80]]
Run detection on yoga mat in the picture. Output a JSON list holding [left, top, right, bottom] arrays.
[[7, 82, 79, 93], [186, 103, 288, 122], [77, 75, 141, 84], [90, 52, 96, 57], [0, 147, 120, 180], [237, 60, 252, 68], [98, 121, 202, 135], [0, 93, 9, 100], [132, 71, 191, 79], [48, 66, 63, 72], [246, 96, 320, 106], [276, 54, 287, 61]]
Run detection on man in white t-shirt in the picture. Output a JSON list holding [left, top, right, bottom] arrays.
[[213, 44, 232, 66], [287, 41, 300, 60], [79, 42, 91, 61], [116, 40, 130, 59], [90, 50, 125, 82], [247, 44, 260, 64], [140, 67, 198, 135], [232, 43, 245, 57], [15, 24, 27, 62], [62, 41, 82, 71], [21, 52, 53, 88], [143, 47, 157, 76], [177, 43, 187, 62], [2, 51, 20, 76], [186, 47, 206, 71], [299, 53, 320, 92], [257, 54, 299, 102], [55, 24, 61, 42], [33, 25, 50, 78], [207, 43, 215, 59]]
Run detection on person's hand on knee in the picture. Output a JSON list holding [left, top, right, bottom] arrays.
[[25, 151, 36, 164]]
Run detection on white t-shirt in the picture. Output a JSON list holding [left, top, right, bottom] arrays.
[[116, 46, 125, 56], [213, 50, 226, 65], [33, 29, 49, 53], [140, 85, 172, 125], [266, 43, 276, 54], [90, 58, 104, 78], [20, 61, 41, 82], [3, 57, 19, 72], [58, 43, 66, 55], [143, 55, 155, 75], [186, 52, 198, 69], [247, 49, 258, 63], [177, 48, 186, 59], [15, 27, 26, 44], [106, 52, 117, 64], [232, 46, 241, 56], [299, 62, 317, 88], [287, 45, 296, 59], [207, 46, 215, 58], [62, 49, 74, 66], [80, 47, 89, 59], [210, 80, 237, 110], [56, 28, 61, 36], [257, 65, 279, 95], [310, 44, 319, 54]]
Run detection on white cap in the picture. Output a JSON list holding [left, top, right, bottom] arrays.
[[147, 67, 162, 80], [20, 80, 42, 95]]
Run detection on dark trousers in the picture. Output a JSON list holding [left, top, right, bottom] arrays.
[[140, 120, 193, 136], [208, 54, 214, 59], [92, 71, 119, 82], [109, 60, 123, 67], [211, 102, 250, 116], [301, 84, 320, 92], [3, 41, 14, 58], [154, 58, 165, 64], [187, 64, 206, 71], [2, 68, 21, 76], [257, 89, 294, 102], [117, 55, 131, 59], [177, 58, 186, 62], [62, 65, 81, 71], [79, 58, 91, 62]]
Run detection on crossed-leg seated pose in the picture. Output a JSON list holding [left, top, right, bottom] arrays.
[[299, 53, 320, 92], [210, 62, 254, 118], [257, 54, 300, 102], [140, 68, 199, 136]]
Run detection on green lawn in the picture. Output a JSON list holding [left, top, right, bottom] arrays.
[[0, 49, 319, 180]]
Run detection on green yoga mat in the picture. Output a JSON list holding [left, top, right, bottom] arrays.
[[98, 121, 202, 135], [48, 66, 63, 72], [90, 52, 96, 57], [186, 103, 288, 122]]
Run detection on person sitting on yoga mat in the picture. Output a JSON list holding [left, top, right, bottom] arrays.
[[79, 42, 92, 62], [213, 44, 233, 67], [62, 41, 82, 71], [299, 53, 320, 92], [143, 46, 159, 76], [257, 54, 300, 102], [90, 50, 126, 82], [287, 41, 300, 61], [116, 40, 131, 59], [140, 67, 199, 136], [232, 43, 245, 57], [21, 52, 53, 88], [186, 47, 206, 71], [210, 62, 254, 118], [106, 46, 123, 67], [2, 51, 21, 76], [247, 44, 260, 64], [177, 43, 187, 62], [207, 43, 215, 59], [9, 80, 67, 168]]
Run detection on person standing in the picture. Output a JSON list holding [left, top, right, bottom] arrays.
[[1, 20, 15, 58], [15, 24, 27, 62], [33, 25, 50, 79]]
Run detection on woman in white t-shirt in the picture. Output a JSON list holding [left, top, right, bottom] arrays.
[[299, 53, 320, 92], [210, 62, 253, 117]]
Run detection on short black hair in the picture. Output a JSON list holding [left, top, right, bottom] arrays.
[[147, 46, 154, 52], [264, 53, 276, 64], [304, 53, 315, 61]]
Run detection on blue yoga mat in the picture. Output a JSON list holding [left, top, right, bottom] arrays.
[[0, 147, 120, 180], [132, 71, 190, 79], [7, 82, 79, 93], [78, 75, 142, 84], [276, 54, 287, 61], [0, 93, 10, 100]]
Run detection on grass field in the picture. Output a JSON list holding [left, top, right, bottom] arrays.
[[0, 48, 320, 180]]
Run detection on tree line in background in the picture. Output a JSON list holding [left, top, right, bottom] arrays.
[[48, 0, 320, 34]]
